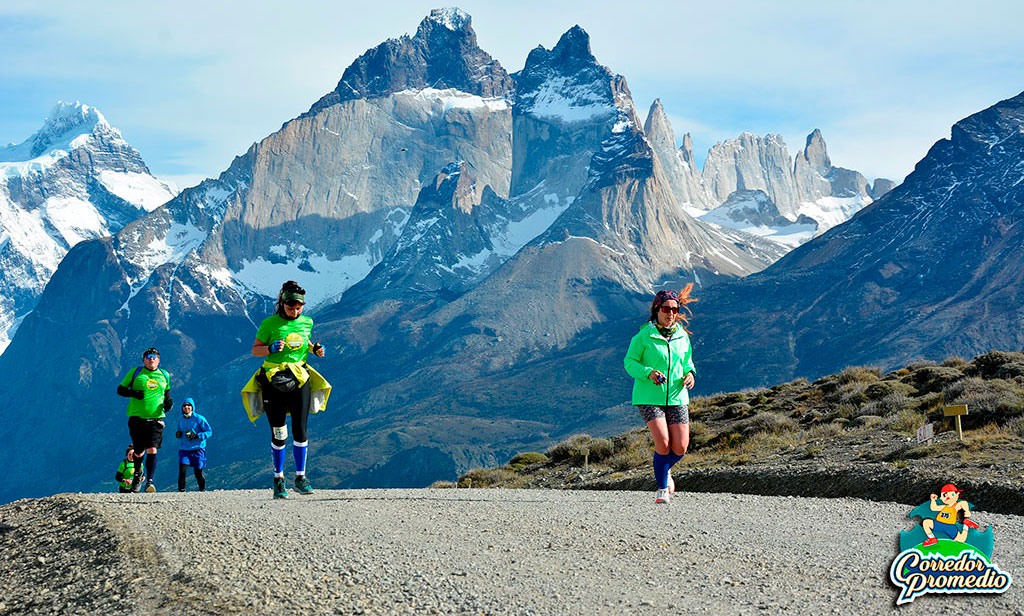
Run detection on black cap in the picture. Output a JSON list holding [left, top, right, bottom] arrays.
[[143, 347, 160, 358]]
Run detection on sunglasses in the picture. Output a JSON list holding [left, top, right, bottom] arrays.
[[144, 354, 158, 360], [659, 305, 680, 314]]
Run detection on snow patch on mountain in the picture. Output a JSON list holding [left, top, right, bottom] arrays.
[[491, 199, 573, 257], [396, 88, 510, 115], [44, 196, 111, 246], [519, 76, 615, 122], [0, 193, 63, 272], [98, 170, 176, 212], [233, 249, 378, 309], [796, 195, 872, 233], [143, 221, 206, 272]]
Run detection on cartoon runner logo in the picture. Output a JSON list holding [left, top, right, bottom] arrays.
[[890, 483, 1012, 605]]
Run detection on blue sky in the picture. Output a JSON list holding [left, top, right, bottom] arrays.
[[2, 1, 1022, 191]]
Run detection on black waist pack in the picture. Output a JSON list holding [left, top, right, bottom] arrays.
[[266, 369, 299, 393]]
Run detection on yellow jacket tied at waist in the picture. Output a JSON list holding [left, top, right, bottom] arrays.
[[241, 361, 332, 423]]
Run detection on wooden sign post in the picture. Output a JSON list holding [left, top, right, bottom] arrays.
[[943, 404, 968, 442]]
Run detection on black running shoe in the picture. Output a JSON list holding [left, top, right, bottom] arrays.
[[294, 475, 314, 495], [273, 477, 289, 499]]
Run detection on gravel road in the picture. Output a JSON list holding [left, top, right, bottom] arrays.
[[1, 489, 1022, 615]]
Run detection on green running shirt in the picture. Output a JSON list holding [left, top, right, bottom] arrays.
[[256, 314, 314, 365], [120, 367, 170, 418]]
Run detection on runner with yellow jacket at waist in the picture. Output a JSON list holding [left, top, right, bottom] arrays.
[[244, 280, 331, 500]]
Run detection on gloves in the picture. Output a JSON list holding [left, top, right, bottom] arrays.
[[269, 340, 285, 354], [312, 342, 324, 356], [186, 431, 198, 441], [131, 390, 145, 400], [175, 430, 183, 438]]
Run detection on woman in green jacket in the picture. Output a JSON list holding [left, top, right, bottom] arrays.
[[623, 286, 697, 504]]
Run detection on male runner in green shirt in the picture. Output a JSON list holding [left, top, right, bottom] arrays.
[[117, 347, 172, 492]]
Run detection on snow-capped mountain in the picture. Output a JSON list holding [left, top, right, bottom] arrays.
[[694, 89, 1024, 392], [642, 102, 893, 253], [0, 10, 926, 501], [0, 102, 176, 351]]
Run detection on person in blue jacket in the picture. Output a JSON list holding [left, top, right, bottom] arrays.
[[175, 398, 212, 491], [623, 286, 698, 505]]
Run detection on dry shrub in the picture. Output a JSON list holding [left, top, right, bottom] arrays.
[[906, 365, 965, 394], [689, 420, 713, 449], [827, 380, 870, 406], [839, 365, 883, 384], [914, 391, 945, 415], [507, 452, 548, 472], [723, 402, 753, 419], [458, 467, 520, 488], [942, 356, 968, 368], [546, 434, 592, 462], [943, 377, 1024, 425], [859, 393, 911, 417], [886, 408, 927, 434], [733, 412, 797, 437], [809, 422, 845, 440], [965, 351, 1024, 378], [864, 380, 917, 400], [995, 363, 1024, 380], [607, 431, 651, 471]]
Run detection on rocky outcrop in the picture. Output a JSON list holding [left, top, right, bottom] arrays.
[[871, 177, 896, 199]]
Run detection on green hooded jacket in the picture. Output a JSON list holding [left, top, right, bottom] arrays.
[[623, 321, 696, 406]]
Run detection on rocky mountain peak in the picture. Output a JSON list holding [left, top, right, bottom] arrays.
[[680, 133, 697, 170], [516, 25, 618, 120], [417, 161, 477, 215], [548, 25, 596, 70], [798, 128, 831, 174], [642, 99, 671, 146], [2, 102, 110, 160], [949, 90, 1024, 158], [306, 9, 513, 116], [419, 7, 472, 33]]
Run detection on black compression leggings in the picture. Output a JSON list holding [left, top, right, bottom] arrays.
[[258, 375, 311, 445], [178, 465, 205, 491]]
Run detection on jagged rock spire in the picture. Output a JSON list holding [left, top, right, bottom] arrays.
[[306, 9, 513, 116]]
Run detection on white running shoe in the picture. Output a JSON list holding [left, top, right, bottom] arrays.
[[655, 488, 671, 504], [667, 474, 675, 494]]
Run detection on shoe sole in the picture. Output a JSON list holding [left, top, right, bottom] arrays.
[[145, 486, 156, 493], [274, 493, 289, 499]]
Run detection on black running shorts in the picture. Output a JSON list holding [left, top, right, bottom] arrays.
[[128, 416, 165, 451]]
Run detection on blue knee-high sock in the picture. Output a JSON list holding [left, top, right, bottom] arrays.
[[653, 452, 670, 490], [271, 443, 286, 476], [667, 451, 684, 467], [293, 441, 308, 475], [145, 453, 157, 482]]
